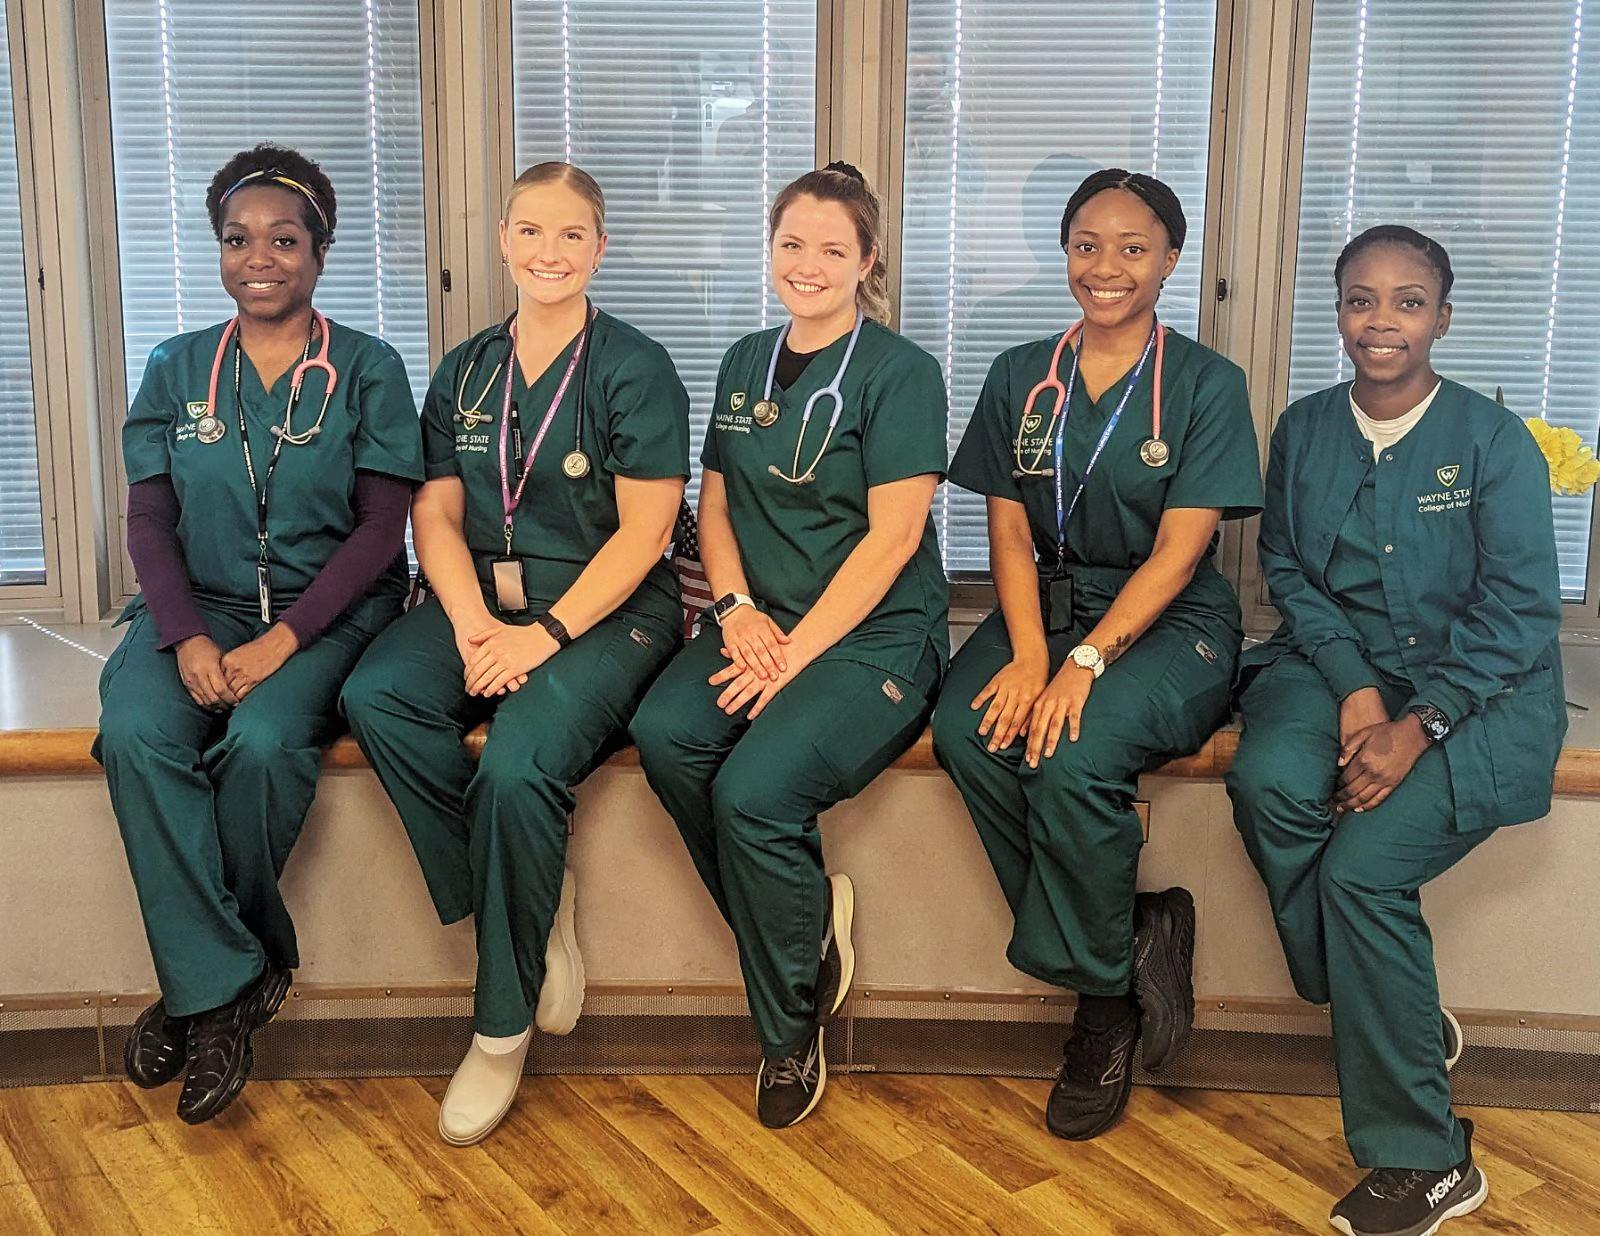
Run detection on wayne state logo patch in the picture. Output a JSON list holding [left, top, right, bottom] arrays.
[[730, 392, 747, 412], [186, 402, 210, 420], [1022, 412, 1043, 435], [1437, 464, 1460, 488]]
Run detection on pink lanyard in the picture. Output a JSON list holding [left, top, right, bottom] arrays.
[[498, 315, 591, 551]]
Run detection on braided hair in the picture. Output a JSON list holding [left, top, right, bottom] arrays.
[[1059, 168, 1187, 253], [1335, 225, 1454, 298]]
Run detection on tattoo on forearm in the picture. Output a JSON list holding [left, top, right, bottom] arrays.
[[1102, 634, 1130, 664]]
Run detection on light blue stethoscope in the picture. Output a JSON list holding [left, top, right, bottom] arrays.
[[756, 310, 865, 485]]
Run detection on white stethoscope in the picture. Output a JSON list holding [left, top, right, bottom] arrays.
[[757, 310, 865, 485], [1011, 319, 1169, 479], [195, 309, 338, 447]]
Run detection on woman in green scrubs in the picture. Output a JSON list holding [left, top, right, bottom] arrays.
[[1226, 226, 1564, 1236], [630, 163, 948, 1130], [931, 169, 1262, 1141], [340, 162, 689, 1146], [96, 144, 424, 1124]]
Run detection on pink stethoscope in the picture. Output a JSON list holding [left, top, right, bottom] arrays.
[[201, 309, 338, 445], [1012, 319, 1169, 477]]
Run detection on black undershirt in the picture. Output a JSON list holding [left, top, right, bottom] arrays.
[[774, 341, 821, 391]]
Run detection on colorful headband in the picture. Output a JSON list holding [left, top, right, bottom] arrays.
[[220, 168, 331, 233]]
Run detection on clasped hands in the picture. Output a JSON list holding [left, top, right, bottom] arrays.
[[1333, 686, 1430, 814], [708, 605, 808, 719]]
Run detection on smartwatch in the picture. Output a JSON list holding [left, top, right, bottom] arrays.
[[1406, 703, 1451, 744], [711, 592, 756, 625], [534, 612, 572, 648], [1068, 643, 1105, 679]]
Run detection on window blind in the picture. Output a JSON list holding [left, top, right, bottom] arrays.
[[509, 0, 817, 489], [900, 0, 1220, 574], [1289, 0, 1599, 602], [0, 6, 45, 585], [103, 0, 431, 424]]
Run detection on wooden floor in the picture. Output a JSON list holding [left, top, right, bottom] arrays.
[[2, 1075, 1596, 1236]]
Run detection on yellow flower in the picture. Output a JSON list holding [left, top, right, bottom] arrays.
[[1526, 417, 1600, 496]]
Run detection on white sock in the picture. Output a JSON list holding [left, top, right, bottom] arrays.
[[473, 1028, 531, 1055]]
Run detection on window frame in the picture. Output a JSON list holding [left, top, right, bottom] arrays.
[[0, 0, 70, 611]]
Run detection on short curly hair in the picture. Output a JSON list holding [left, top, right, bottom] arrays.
[[206, 143, 337, 251]]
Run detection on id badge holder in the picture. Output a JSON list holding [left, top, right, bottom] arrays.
[[1041, 574, 1074, 636], [256, 561, 273, 624], [492, 556, 529, 614]]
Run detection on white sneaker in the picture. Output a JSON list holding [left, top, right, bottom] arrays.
[[534, 866, 585, 1035], [438, 1030, 531, 1146], [1443, 1007, 1464, 1073]]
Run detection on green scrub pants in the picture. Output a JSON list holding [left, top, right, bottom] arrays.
[[629, 627, 937, 1059], [1226, 652, 1488, 1170], [931, 606, 1234, 995], [340, 595, 678, 1037], [95, 599, 394, 1017]]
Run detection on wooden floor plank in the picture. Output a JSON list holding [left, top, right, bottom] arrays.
[[0, 1086, 143, 1235], [348, 1077, 566, 1236], [478, 1076, 717, 1236], [563, 1074, 802, 1236], [849, 1072, 1061, 1192], [647, 1075, 899, 1236], [0, 1181, 55, 1236], [3, 1076, 1599, 1236]]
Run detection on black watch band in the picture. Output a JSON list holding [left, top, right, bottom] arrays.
[[535, 612, 572, 648], [1406, 703, 1451, 744]]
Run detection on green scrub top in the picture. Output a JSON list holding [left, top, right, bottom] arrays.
[[1324, 470, 1408, 681], [422, 309, 689, 630], [122, 318, 424, 622], [702, 318, 950, 680], [1244, 379, 1566, 829], [949, 327, 1262, 620]]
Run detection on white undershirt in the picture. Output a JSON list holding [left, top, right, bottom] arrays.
[[1349, 381, 1441, 460]]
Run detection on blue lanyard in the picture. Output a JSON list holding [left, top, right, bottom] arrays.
[[1052, 325, 1158, 564]]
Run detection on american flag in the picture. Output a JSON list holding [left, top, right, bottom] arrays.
[[670, 498, 713, 641]]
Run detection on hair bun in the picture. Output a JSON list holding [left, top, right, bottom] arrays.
[[822, 160, 867, 184]]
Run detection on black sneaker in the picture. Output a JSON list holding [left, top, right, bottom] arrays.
[[1442, 1008, 1463, 1073], [1132, 886, 1196, 1071], [755, 1025, 827, 1129], [1331, 1119, 1488, 1236], [814, 873, 855, 1022], [124, 999, 188, 1088], [175, 965, 291, 1125], [1045, 1005, 1140, 1140]]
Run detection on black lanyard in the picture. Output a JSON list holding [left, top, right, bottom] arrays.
[[234, 328, 312, 622]]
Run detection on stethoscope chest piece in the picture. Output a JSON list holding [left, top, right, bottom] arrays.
[[1139, 437, 1170, 468], [196, 415, 226, 445], [752, 399, 780, 428], [561, 449, 592, 479]]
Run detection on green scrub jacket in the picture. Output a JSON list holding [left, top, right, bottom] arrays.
[[342, 310, 689, 1037], [96, 320, 423, 1017], [931, 328, 1262, 995], [630, 319, 949, 1059], [1227, 380, 1565, 1170]]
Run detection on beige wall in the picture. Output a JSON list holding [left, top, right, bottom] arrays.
[[5, 766, 1594, 1019]]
